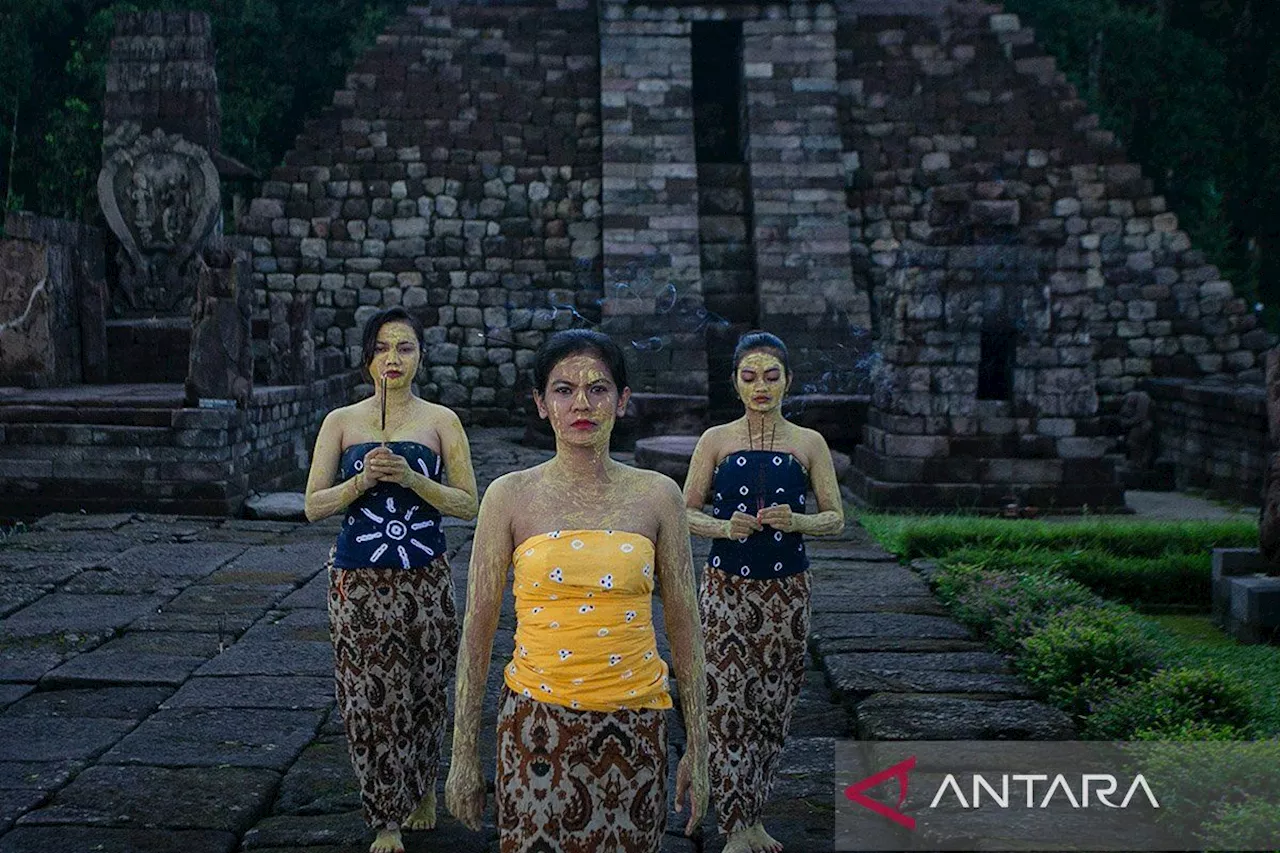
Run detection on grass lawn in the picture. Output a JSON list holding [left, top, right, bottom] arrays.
[[1150, 615, 1280, 737], [861, 512, 1280, 737]]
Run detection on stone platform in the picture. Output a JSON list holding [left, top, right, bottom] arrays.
[[0, 376, 357, 519], [1212, 548, 1280, 644], [0, 428, 1078, 852]]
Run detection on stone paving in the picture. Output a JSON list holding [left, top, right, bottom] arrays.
[[0, 428, 1073, 852]]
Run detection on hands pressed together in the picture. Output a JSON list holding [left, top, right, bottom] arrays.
[[725, 503, 795, 540], [357, 445, 416, 491]]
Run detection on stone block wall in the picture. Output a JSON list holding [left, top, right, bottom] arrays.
[[242, 5, 601, 423], [599, 12, 706, 395], [838, 2, 1271, 420], [0, 213, 107, 387], [744, 10, 867, 375], [1145, 378, 1268, 505], [104, 11, 221, 154]]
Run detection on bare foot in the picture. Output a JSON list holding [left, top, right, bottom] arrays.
[[370, 828, 404, 853], [756, 823, 783, 852], [724, 824, 783, 853], [403, 790, 437, 831]]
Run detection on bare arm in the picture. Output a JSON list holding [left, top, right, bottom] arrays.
[[408, 411, 479, 520], [656, 475, 708, 835], [683, 430, 731, 539], [445, 474, 514, 830], [304, 411, 368, 522], [684, 430, 762, 542], [794, 431, 845, 537]]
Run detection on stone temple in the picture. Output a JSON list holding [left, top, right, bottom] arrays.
[[0, 0, 1274, 517]]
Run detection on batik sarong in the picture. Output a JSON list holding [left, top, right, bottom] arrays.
[[327, 556, 458, 829], [699, 565, 811, 835], [495, 686, 668, 853]]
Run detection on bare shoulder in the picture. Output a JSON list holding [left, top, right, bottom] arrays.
[[422, 399, 463, 428], [629, 465, 684, 507], [320, 401, 362, 435], [793, 424, 831, 454]]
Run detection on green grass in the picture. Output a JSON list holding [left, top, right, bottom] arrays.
[[1150, 615, 1280, 737], [937, 544, 1211, 608], [859, 512, 1257, 559]]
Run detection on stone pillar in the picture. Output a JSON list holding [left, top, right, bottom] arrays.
[[264, 294, 316, 386], [104, 11, 221, 156], [743, 11, 866, 389], [599, 13, 707, 395], [99, 11, 223, 316], [185, 247, 253, 407], [1261, 348, 1280, 562]]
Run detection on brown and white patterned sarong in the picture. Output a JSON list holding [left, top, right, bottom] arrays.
[[699, 566, 811, 835], [495, 686, 668, 853], [327, 556, 458, 830]]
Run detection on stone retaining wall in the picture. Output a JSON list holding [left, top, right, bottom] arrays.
[[241, 5, 601, 423], [1145, 378, 1267, 505]]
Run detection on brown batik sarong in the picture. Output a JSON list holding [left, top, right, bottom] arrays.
[[327, 556, 458, 830], [699, 565, 811, 835], [495, 686, 668, 853]]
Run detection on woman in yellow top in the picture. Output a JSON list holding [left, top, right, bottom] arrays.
[[445, 329, 708, 853], [684, 331, 844, 853]]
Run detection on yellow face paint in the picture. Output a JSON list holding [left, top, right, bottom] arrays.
[[370, 321, 421, 390], [734, 351, 787, 414], [538, 353, 625, 449]]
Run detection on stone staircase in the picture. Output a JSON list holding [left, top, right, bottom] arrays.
[[697, 162, 756, 416]]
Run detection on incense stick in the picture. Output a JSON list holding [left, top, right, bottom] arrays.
[[380, 373, 388, 445]]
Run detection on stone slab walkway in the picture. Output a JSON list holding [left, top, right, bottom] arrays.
[[0, 429, 1072, 852]]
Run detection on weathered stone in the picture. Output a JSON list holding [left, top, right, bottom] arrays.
[[18, 765, 278, 834], [0, 717, 135, 762], [0, 827, 236, 853], [243, 493, 307, 522], [101, 707, 325, 770], [854, 694, 1074, 740], [162, 676, 331, 711], [4, 686, 171, 720]]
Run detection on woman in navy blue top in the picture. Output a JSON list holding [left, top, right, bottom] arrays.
[[683, 331, 844, 853], [304, 307, 478, 853]]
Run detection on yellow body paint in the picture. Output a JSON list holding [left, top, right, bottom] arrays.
[[447, 350, 710, 837]]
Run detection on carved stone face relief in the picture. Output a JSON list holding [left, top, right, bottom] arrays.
[[97, 123, 220, 310]]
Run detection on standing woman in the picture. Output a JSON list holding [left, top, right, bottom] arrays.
[[683, 331, 844, 853], [305, 306, 479, 853], [445, 329, 708, 852]]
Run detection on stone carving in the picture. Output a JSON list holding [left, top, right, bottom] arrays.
[[1117, 390, 1156, 471], [1260, 348, 1280, 564], [98, 123, 221, 313]]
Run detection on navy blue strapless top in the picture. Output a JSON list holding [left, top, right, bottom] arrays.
[[707, 450, 809, 580], [333, 441, 446, 570]]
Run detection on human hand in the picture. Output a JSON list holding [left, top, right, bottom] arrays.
[[726, 511, 762, 542], [757, 503, 795, 532], [363, 446, 414, 487], [673, 746, 708, 836], [444, 755, 486, 832]]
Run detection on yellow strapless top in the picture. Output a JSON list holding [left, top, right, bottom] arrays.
[[504, 529, 673, 713]]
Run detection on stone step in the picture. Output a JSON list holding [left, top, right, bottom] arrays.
[[0, 406, 176, 428], [0, 424, 178, 447]]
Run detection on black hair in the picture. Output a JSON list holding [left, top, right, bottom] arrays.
[[732, 330, 790, 376], [360, 307, 426, 370], [533, 329, 629, 394]]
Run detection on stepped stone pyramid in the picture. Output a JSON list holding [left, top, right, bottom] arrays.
[[241, 0, 1270, 509]]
